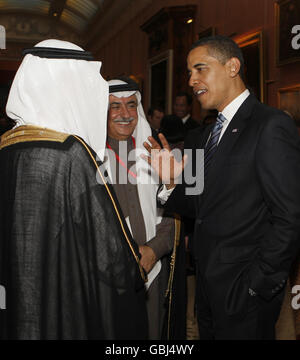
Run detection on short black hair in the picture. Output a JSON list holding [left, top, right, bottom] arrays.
[[190, 35, 245, 80], [148, 106, 164, 116], [175, 92, 193, 106]]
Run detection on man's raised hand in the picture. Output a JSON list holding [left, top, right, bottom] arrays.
[[142, 133, 187, 188]]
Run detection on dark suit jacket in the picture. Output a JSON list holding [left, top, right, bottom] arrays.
[[183, 116, 199, 133], [166, 94, 300, 320]]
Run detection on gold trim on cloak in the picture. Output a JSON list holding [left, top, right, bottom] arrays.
[[165, 215, 181, 340], [73, 135, 147, 283], [0, 125, 70, 149], [0, 126, 147, 283]]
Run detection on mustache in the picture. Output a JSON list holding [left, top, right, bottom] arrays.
[[113, 117, 135, 124]]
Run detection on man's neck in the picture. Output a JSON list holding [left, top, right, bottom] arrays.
[[220, 88, 250, 122], [107, 135, 131, 142], [107, 135, 133, 153], [219, 85, 247, 113]]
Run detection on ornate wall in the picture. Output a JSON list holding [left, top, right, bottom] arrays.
[[0, 12, 83, 62], [90, 0, 300, 120]]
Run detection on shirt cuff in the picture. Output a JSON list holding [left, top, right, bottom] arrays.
[[157, 184, 175, 204]]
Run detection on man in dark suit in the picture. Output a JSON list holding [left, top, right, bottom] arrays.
[[147, 106, 165, 132], [173, 92, 199, 133], [143, 35, 300, 340]]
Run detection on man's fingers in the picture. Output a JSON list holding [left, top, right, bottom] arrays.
[[143, 141, 152, 154], [147, 136, 162, 150], [140, 153, 151, 165], [158, 133, 171, 151], [182, 154, 188, 169]]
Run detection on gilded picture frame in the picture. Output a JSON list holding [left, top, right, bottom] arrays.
[[275, 0, 300, 66], [148, 49, 173, 114], [278, 84, 300, 126], [234, 31, 265, 103]]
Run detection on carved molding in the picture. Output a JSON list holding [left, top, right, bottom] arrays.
[[0, 13, 82, 45], [0, 1, 154, 55]]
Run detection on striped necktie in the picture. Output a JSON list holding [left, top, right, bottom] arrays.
[[204, 113, 226, 171]]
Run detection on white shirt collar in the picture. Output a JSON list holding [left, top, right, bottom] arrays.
[[182, 113, 191, 124], [220, 89, 250, 122]]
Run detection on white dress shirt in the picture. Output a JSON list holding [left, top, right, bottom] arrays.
[[182, 113, 191, 124], [217, 88, 250, 143], [158, 89, 250, 202]]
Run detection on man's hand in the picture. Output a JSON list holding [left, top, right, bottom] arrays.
[[139, 245, 157, 274], [142, 133, 187, 188]]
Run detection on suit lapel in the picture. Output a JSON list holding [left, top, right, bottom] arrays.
[[202, 94, 258, 203], [200, 123, 214, 148]]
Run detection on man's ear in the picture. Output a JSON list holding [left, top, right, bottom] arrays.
[[225, 57, 241, 78]]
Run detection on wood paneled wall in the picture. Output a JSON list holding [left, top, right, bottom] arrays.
[[92, 0, 300, 119]]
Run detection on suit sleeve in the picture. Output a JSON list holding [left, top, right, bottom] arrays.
[[164, 129, 204, 218], [248, 113, 300, 301], [147, 216, 175, 259]]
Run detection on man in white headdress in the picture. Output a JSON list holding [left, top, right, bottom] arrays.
[[0, 40, 148, 340], [104, 77, 185, 340]]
